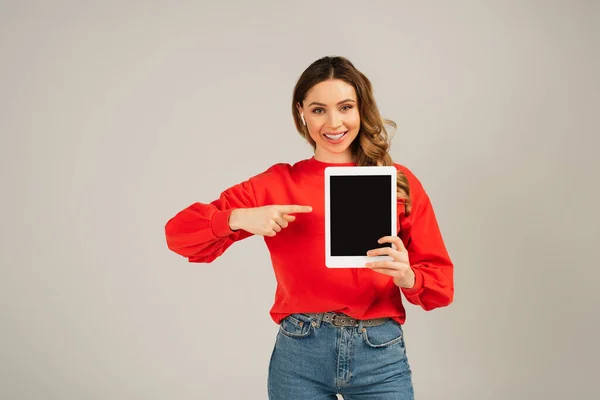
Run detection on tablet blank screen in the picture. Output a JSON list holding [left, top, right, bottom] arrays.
[[330, 175, 393, 256]]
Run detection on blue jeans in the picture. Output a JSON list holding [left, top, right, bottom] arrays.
[[268, 313, 414, 399]]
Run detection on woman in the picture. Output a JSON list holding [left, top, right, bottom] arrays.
[[165, 56, 454, 399]]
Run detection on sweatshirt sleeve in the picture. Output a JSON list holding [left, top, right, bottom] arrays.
[[397, 167, 454, 311], [164, 177, 259, 263]]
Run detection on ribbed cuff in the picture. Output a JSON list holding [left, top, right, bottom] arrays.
[[401, 266, 424, 296], [211, 209, 236, 238]]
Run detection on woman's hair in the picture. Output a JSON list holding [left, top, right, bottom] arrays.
[[292, 56, 412, 214]]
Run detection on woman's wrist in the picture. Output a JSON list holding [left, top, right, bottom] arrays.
[[394, 268, 416, 289], [228, 209, 243, 231]]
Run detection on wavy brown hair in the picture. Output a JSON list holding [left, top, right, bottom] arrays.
[[292, 56, 412, 214]]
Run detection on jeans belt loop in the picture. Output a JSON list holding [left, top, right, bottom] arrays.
[[313, 312, 323, 328]]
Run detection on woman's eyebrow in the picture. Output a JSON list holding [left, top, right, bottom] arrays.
[[308, 99, 356, 107]]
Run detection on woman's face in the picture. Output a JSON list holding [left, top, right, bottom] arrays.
[[297, 79, 361, 163]]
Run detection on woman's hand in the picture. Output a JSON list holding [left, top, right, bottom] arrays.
[[365, 236, 415, 289], [229, 205, 312, 237]]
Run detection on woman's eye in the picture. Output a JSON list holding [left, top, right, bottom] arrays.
[[312, 105, 353, 114]]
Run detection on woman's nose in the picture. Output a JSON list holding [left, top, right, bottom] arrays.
[[328, 111, 342, 128]]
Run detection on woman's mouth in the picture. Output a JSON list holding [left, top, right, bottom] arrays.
[[323, 131, 348, 144]]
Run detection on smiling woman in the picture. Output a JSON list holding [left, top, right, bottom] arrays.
[[292, 56, 414, 214], [165, 56, 454, 400], [300, 81, 360, 151]]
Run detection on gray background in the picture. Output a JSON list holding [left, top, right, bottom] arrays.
[[1, 0, 598, 399]]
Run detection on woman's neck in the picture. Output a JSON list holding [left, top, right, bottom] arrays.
[[313, 149, 356, 164]]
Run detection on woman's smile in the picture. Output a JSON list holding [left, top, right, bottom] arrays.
[[323, 131, 348, 143]]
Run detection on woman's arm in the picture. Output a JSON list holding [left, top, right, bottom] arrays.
[[164, 178, 258, 263], [398, 167, 454, 310]]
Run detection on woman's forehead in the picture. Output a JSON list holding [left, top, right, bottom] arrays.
[[304, 79, 357, 105]]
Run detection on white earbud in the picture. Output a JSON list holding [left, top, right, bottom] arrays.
[[301, 113, 306, 126]]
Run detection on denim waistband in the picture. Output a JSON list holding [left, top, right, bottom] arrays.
[[301, 312, 389, 328]]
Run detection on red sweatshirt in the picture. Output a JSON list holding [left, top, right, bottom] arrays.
[[164, 156, 454, 325]]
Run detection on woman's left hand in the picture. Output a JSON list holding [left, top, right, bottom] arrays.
[[365, 236, 415, 289]]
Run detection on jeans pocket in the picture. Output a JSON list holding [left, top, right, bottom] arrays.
[[361, 319, 405, 348], [278, 313, 313, 338]]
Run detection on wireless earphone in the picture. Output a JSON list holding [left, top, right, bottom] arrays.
[[301, 113, 306, 126]]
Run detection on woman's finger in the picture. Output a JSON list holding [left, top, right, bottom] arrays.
[[365, 261, 399, 269], [283, 214, 296, 222], [377, 236, 407, 252], [274, 215, 289, 229], [365, 265, 400, 277], [366, 247, 400, 258], [270, 220, 282, 232]]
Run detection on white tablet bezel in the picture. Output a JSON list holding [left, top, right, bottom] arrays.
[[324, 166, 397, 268]]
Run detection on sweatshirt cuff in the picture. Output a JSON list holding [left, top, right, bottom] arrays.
[[211, 209, 236, 238], [401, 266, 424, 296]]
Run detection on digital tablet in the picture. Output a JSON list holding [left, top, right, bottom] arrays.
[[324, 166, 397, 268]]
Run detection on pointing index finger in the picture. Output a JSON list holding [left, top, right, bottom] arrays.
[[279, 205, 313, 214]]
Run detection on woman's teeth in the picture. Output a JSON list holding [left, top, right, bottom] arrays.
[[325, 132, 346, 140]]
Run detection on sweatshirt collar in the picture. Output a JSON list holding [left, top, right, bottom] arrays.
[[303, 155, 358, 173]]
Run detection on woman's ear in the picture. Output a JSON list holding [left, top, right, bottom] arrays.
[[296, 102, 306, 126]]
